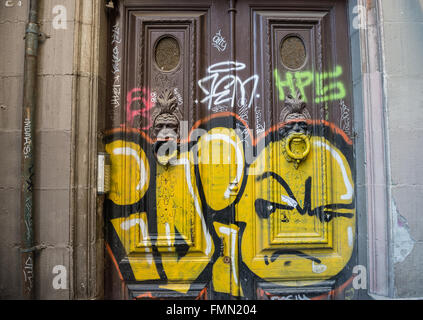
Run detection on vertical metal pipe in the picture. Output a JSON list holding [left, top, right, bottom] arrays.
[[20, 0, 40, 300], [228, 0, 237, 120], [228, 0, 237, 135], [228, 0, 237, 63]]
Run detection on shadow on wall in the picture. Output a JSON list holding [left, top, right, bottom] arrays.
[[412, 0, 423, 65]]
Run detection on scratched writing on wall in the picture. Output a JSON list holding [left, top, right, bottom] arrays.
[[110, 23, 121, 119], [23, 117, 31, 159]]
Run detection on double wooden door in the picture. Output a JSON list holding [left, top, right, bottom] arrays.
[[103, 0, 357, 300]]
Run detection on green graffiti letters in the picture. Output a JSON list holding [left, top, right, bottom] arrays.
[[274, 66, 346, 103]]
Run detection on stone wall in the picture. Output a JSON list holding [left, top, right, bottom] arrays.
[[380, 0, 423, 299], [0, 0, 106, 299]]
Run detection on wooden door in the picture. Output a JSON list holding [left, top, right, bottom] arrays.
[[103, 0, 357, 300]]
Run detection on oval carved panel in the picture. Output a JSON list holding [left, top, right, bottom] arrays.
[[155, 36, 181, 72], [280, 35, 307, 70]]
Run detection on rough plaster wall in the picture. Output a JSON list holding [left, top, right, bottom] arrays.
[[0, 0, 76, 299], [380, 0, 423, 298]]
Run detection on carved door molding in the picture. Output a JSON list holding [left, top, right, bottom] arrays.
[[103, 0, 358, 300]]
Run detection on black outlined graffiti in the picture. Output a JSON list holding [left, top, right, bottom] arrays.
[[104, 113, 356, 299]]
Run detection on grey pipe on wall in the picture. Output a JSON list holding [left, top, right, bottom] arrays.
[[20, 0, 40, 300]]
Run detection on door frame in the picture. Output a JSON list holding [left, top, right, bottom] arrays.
[[69, 0, 391, 299], [350, 0, 391, 298]]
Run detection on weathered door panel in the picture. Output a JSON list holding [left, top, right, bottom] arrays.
[[126, 9, 209, 132], [104, 0, 357, 300], [105, 1, 217, 300], [233, 0, 356, 300]]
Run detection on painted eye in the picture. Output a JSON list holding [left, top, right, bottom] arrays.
[[255, 199, 276, 219], [324, 212, 333, 222]]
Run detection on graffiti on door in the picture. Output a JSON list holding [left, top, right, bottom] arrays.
[[274, 66, 346, 103], [198, 61, 259, 113], [104, 109, 356, 299]]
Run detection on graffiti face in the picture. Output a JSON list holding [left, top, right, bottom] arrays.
[[104, 113, 355, 299]]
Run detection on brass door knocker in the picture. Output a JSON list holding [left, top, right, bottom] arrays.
[[279, 91, 312, 169], [282, 131, 311, 169]]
